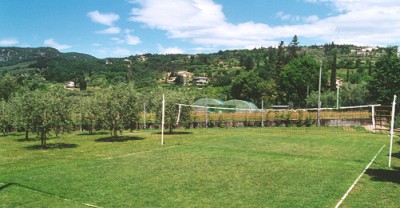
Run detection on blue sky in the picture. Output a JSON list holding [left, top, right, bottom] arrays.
[[1, 0, 400, 58]]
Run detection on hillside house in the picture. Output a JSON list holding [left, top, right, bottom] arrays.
[[64, 81, 75, 88], [167, 71, 194, 84], [192, 76, 209, 85], [177, 71, 193, 80]]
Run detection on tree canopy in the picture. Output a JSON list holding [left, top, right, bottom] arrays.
[[280, 56, 324, 107], [368, 52, 400, 103]]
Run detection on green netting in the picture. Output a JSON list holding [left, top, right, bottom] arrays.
[[224, 99, 259, 110], [194, 98, 224, 107]]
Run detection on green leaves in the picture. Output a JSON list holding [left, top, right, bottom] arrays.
[[153, 89, 193, 133], [279, 56, 323, 107], [231, 71, 277, 106], [94, 83, 140, 137], [368, 53, 400, 104]]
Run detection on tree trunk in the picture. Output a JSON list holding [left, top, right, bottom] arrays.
[[40, 132, 45, 149], [169, 125, 173, 134], [25, 129, 29, 141], [40, 131, 46, 149], [55, 127, 60, 138], [113, 128, 118, 138]]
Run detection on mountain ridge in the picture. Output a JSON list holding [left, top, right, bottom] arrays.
[[0, 47, 97, 67]]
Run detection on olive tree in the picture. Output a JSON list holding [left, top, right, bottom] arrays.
[[0, 100, 12, 136], [95, 83, 139, 138], [154, 90, 193, 133], [9, 90, 36, 140], [25, 86, 72, 148]]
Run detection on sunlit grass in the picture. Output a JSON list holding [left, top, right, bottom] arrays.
[[0, 128, 398, 207]]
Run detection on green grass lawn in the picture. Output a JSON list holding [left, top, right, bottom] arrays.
[[0, 127, 398, 208]]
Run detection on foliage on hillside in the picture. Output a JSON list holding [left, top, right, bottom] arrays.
[[0, 42, 396, 107]]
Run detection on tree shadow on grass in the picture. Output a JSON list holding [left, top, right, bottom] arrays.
[[95, 136, 145, 143], [77, 132, 109, 136], [365, 167, 400, 184], [152, 131, 193, 135], [16, 137, 40, 142], [25, 143, 78, 150], [392, 152, 400, 159]]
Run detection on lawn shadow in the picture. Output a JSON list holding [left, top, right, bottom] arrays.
[[95, 136, 145, 143], [365, 167, 400, 184], [77, 132, 109, 136], [25, 143, 79, 150], [0, 183, 14, 191], [152, 131, 193, 135], [392, 152, 400, 159], [16, 137, 40, 142]]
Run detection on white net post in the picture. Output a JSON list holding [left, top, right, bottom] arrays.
[[205, 98, 208, 128], [176, 104, 181, 125], [317, 61, 322, 127], [371, 105, 376, 133], [161, 94, 165, 145], [261, 100, 264, 127], [389, 95, 396, 167], [143, 103, 146, 129]]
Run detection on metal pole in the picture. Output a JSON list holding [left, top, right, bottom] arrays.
[[205, 98, 208, 128], [261, 100, 264, 127], [371, 105, 376, 133], [80, 94, 83, 132], [176, 104, 181, 125], [143, 103, 146, 129], [336, 84, 340, 110], [389, 95, 396, 167], [317, 61, 322, 127], [161, 94, 165, 145]]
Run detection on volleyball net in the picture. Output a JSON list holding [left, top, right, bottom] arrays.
[[176, 104, 383, 129]]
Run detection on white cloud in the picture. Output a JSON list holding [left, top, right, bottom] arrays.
[[276, 12, 320, 23], [129, 0, 400, 48], [111, 34, 141, 45], [158, 44, 184, 54], [96, 26, 121, 34], [87, 11, 120, 26], [276, 12, 291, 21], [44, 39, 71, 50], [0, 38, 19, 46], [111, 37, 125, 44], [125, 34, 141, 45], [304, 15, 320, 23]]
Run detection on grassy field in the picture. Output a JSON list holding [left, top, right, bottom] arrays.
[[0, 127, 398, 207]]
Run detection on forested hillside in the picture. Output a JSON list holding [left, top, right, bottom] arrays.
[[0, 39, 398, 108]]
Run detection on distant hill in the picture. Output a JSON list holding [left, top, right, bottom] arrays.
[[61, 52, 97, 61], [0, 47, 97, 67]]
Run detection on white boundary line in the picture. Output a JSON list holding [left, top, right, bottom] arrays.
[[4, 182, 102, 208], [335, 145, 385, 208]]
